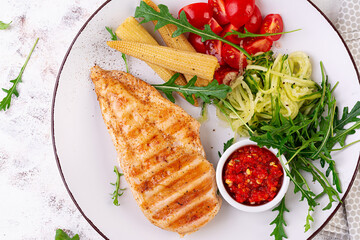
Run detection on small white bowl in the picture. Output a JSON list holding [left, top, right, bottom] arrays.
[[216, 138, 290, 213]]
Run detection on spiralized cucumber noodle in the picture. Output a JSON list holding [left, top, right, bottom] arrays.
[[216, 51, 322, 136]]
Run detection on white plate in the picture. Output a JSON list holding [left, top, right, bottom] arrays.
[[52, 0, 360, 239]]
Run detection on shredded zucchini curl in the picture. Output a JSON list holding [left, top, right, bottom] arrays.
[[217, 51, 321, 136]]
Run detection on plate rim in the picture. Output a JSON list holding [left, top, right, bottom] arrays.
[[51, 1, 360, 239]]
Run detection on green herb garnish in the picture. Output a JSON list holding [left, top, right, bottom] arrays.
[[135, 1, 299, 60], [55, 229, 79, 240], [111, 166, 126, 206], [0, 38, 39, 111], [218, 138, 234, 157], [106, 26, 129, 73], [0, 21, 11, 30], [250, 62, 360, 233], [270, 197, 289, 240], [152, 73, 231, 105], [224, 28, 300, 39]]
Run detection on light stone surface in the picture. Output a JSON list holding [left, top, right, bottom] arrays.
[[0, 0, 358, 239], [0, 0, 104, 239]]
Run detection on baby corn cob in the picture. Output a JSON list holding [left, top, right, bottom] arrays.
[[116, 17, 198, 105], [107, 41, 219, 81], [143, 0, 210, 87]]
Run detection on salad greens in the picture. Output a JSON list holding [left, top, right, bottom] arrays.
[[111, 166, 126, 206], [224, 27, 300, 39], [55, 229, 79, 240], [270, 197, 289, 240], [152, 73, 231, 105], [250, 63, 360, 235], [218, 138, 234, 158], [0, 38, 39, 111], [135, 1, 299, 60], [0, 21, 11, 30], [106, 26, 129, 73]]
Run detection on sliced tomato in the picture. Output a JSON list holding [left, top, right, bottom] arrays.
[[260, 14, 284, 41], [225, 0, 255, 28], [244, 5, 262, 33], [179, 3, 213, 28], [214, 66, 239, 85], [188, 33, 206, 54], [221, 23, 243, 45], [209, 18, 223, 35], [205, 40, 225, 65], [243, 37, 273, 55], [208, 0, 229, 26], [221, 43, 248, 70]]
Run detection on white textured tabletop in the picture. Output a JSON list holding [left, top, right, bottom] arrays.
[[0, 0, 359, 239]]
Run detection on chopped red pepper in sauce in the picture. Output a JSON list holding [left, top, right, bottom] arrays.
[[223, 145, 283, 205]]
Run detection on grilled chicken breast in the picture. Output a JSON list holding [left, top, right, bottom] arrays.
[[91, 66, 221, 235], [90, 66, 221, 236]]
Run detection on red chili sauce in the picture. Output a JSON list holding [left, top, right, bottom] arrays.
[[223, 145, 283, 206]]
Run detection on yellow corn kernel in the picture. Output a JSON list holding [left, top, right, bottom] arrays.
[[246, 168, 251, 175], [107, 41, 219, 81], [225, 179, 233, 186], [116, 17, 198, 105], [142, 0, 211, 87]]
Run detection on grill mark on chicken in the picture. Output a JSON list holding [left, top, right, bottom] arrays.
[[167, 198, 218, 229], [141, 160, 210, 206], [152, 177, 213, 220], [136, 152, 198, 193], [91, 66, 221, 236]]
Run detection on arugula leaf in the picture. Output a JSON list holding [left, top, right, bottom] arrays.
[[218, 138, 234, 158], [105, 26, 129, 73], [111, 166, 126, 206], [134, 1, 252, 59], [105, 26, 117, 40], [0, 38, 39, 111], [304, 207, 314, 232], [152, 73, 231, 105], [0, 21, 11, 30], [250, 61, 360, 233], [135, 2, 299, 60], [55, 229, 79, 240], [270, 197, 289, 240], [334, 102, 360, 130], [224, 28, 301, 39]]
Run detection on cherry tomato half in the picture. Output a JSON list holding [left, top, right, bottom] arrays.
[[205, 40, 225, 65], [244, 5, 262, 33], [225, 0, 255, 28], [208, 0, 230, 26], [214, 66, 239, 85], [209, 17, 223, 35], [221, 23, 243, 45], [243, 37, 273, 55], [221, 43, 248, 70], [260, 14, 284, 41], [179, 3, 213, 29], [188, 33, 206, 54]]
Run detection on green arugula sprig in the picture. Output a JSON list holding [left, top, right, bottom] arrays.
[[0, 38, 39, 111], [105, 27, 129, 73], [111, 166, 126, 206], [250, 62, 360, 234], [270, 197, 289, 240], [152, 73, 231, 105], [0, 21, 12, 30], [55, 229, 79, 240], [135, 2, 299, 60], [218, 138, 234, 157], [224, 28, 300, 39]]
